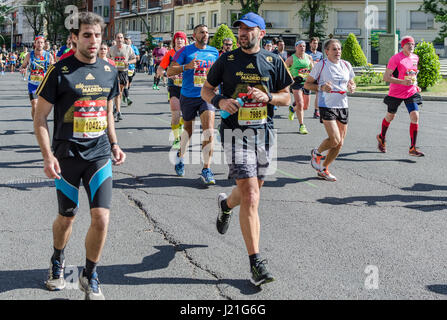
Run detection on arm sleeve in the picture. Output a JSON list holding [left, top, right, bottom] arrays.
[[36, 65, 58, 104], [206, 55, 224, 88], [108, 75, 120, 101], [159, 51, 172, 70], [274, 58, 294, 92]]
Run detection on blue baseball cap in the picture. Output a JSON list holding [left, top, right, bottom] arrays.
[[233, 12, 266, 30]]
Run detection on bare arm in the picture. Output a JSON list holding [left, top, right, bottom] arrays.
[[383, 68, 413, 86], [20, 53, 30, 71], [167, 59, 199, 77], [33, 96, 61, 179]]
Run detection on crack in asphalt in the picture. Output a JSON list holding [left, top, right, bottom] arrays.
[[126, 193, 232, 300]]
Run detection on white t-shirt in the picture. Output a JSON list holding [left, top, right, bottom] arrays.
[[309, 58, 355, 109]]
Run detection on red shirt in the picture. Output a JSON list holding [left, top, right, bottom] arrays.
[[60, 49, 75, 60]]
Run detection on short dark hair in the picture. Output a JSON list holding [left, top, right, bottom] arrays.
[[310, 37, 320, 43], [277, 38, 284, 44], [69, 12, 105, 36], [193, 24, 208, 33]]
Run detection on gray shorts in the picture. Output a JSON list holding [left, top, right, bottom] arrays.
[[180, 95, 215, 121], [220, 124, 275, 181]]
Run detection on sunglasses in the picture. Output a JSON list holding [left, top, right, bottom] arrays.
[[223, 43, 232, 46]]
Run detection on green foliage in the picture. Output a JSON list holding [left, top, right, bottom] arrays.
[[221, 0, 263, 15], [341, 33, 367, 67], [298, 0, 330, 39], [209, 24, 237, 51], [420, 1, 447, 44], [414, 40, 442, 90], [357, 64, 384, 86]]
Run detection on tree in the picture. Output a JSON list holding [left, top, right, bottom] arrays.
[[23, 0, 44, 38], [209, 24, 237, 51], [221, 0, 264, 15], [414, 40, 442, 90], [298, 0, 331, 39], [42, 0, 83, 43], [420, 0, 447, 44], [341, 33, 367, 67]]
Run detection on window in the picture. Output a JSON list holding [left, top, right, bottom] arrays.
[[199, 12, 206, 25], [132, 20, 136, 31], [378, 11, 387, 30], [140, 0, 146, 9], [188, 14, 194, 30], [337, 11, 358, 29], [94, 6, 97, 14], [153, 15, 160, 32], [178, 15, 185, 30], [230, 11, 242, 25], [99, 6, 102, 16], [162, 14, 171, 32], [410, 11, 434, 30], [104, 6, 109, 18], [147, 17, 151, 32], [211, 11, 218, 28], [302, 14, 323, 29], [264, 11, 288, 28]]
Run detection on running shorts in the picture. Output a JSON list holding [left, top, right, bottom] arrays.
[[319, 107, 349, 124], [291, 80, 310, 95], [118, 71, 129, 86], [55, 157, 113, 217], [28, 83, 39, 101], [179, 95, 215, 121], [384, 93, 422, 114], [168, 86, 181, 101]]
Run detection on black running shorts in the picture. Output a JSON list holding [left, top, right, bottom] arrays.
[[384, 93, 422, 114], [168, 86, 181, 101], [55, 157, 113, 217], [118, 71, 129, 86], [319, 107, 349, 124], [291, 81, 310, 95]]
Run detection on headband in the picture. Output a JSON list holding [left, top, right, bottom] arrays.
[[401, 36, 415, 47], [295, 40, 306, 47]]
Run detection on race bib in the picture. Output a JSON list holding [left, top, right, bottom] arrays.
[[30, 69, 44, 83], [193, 67, 207, 87], [128, 69, 135, 77], [115, 56, 126, 68], [173, 73, 183, 87], [73, 99, 108, 139], [298, 68, 310, 80], [238, 101, 268, 126], [405, 68, 418, 84]]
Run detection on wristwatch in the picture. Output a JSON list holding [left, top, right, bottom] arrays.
[[266, 92, 273, 103]]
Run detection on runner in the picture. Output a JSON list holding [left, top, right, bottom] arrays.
[[201, 12, 293, 286], [263, 40, 273, 52], [167, 24, 219, 184], [158, 31, 187, 150], [108, 32, 136, 121], [19, 47, 29, 80], [285, 40, 313, 134], [123, 35, 140, 106], [272, 38, 288, 61], [376, 36, 424, 157], [306, 37, 324, 119], [0, 52, 5, 76], [20, 36, 54, 120], [152, 41, 167, 90], [56, 35, 72, 62], [98, 42, 116, 67], [34, 12, 125, 300], [8, 51, 17, 73], [304, 39, 356, 182]]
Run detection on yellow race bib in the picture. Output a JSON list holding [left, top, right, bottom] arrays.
[[238, 101, 268, 126]]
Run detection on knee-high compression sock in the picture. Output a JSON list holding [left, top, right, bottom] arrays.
[[410, 123, 418, 148], [123, 88, 129, 99], [172, 124, 181, 140], [380, 118, 390, 140]]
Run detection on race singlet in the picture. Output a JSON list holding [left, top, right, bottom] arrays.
[[193, 66, 207, 87], [115, 56, 126, 69], [237, 94, 268, 126], [29, 52, 49, 86], [73, 99, 108, 139]]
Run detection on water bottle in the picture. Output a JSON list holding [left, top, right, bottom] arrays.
[[220, 109, 231, 119]]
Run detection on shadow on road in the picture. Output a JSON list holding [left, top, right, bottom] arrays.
[[401, 183, 447, 192], [317, 194, 447, 212], [426, 285, 447, 296], [0, 244, 260, 297]]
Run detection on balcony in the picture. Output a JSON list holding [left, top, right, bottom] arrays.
[[148, 1, 162, 8], [174, 0, 182, 5]]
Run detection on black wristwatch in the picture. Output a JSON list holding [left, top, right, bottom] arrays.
[[266, 92, 273, 103], [111, 142, 118, 148]]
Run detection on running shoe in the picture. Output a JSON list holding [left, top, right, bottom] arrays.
[[126, 97, 133, 106], [172, 138, 181, 150], [117, 112, 123, 121], [288, 105, 295, 121], [200, 168, 216, 185], [45, 259, 66, 291], [79, 270, 105, 300], [313, 110, 320, 119], [216, 193, 233, 235], [152, 84, 156, 90], [175, 152, 185, 177], [376, 134, 386, 153], [250, 259, 275, 286], [155, 85, 160, 90], [409, 147, 425, 157], [299, 124, 309, 134], [318, 168, 337, 181], [311, 148, 324, 171]]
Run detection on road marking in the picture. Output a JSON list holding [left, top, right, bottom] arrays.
[[275, 168, 318, 188]]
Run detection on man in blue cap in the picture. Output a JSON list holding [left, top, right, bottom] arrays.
[[202, 12, 293, 287]]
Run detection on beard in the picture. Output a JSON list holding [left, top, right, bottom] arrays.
[[79, 47, 96, 60], [239, 36, 258, 50], [196, 36, 208, 46]]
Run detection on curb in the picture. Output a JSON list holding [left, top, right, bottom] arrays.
[[349, 92, 447, 101]]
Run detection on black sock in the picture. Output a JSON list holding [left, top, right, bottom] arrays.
[[51, 247, 65, 263], [84, 258, 97, 280], [123, 88, 129, 98], [221, 198, 231, 211], [249, 253, 261, 269]]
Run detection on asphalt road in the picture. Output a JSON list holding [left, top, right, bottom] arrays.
[[1, 72, 447, 301]]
